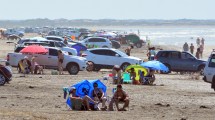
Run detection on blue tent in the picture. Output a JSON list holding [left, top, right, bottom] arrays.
[[66, 79, 107, 108], [71, 43, 87, 56]]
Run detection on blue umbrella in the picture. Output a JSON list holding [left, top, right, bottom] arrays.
[[72, 43, 87, 56], [140, 61, 169, 72]]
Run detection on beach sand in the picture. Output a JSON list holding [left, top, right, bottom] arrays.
[[0, 34, 215, 120]]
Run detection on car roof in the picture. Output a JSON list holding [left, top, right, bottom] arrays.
[[84, 37, 109, 40], [158, 50, 180, 52], [87, 48, 116, 51], [45, 36, 63, 39]]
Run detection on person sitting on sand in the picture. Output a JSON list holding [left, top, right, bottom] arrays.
[[109, 84, 129, 111], [128, 68, 140, 85], [91, 83, 107, 110], [69, 87, 98, 111], [22, 56, 31, 74], [31, 57, 44, 74], [112, 65, 122, 84], [144, 70, 155, 85]]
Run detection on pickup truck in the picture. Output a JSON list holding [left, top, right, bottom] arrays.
[[7, 47, 87, 75]]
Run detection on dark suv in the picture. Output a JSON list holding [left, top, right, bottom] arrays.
[[155, 50, 206, 73]]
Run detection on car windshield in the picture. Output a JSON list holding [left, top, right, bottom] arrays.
[[114, 49, 128, 57]]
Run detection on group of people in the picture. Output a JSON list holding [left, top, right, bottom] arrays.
[[69, 83, 129, 111], [21, 56, 44, 74], [112, 65, 156, 85], [183, 37, 205, 59]]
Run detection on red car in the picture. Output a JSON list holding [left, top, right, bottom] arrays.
[[0, 60, 12, 86]]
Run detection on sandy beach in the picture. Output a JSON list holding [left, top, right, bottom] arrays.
[[0, 35, 215, 120]]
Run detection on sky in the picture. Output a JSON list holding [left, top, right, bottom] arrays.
[[0, 0, 214, 20]]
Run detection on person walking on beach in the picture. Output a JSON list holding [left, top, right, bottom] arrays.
[[199, 44, 204, 59], [112, 65, 122, 84], [125, 45, 133, 56], [190, 43, 194, 54], [196, 37, 201, 46], [196, 48, 200, 59], [183, 42, 189, 52], [58, 50, 64, 75]]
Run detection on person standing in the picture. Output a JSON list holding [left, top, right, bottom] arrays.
[[201, 38, 205, 46], [124, 45, 133, 56], [112, 65, 122, 84], [199, 44, 204, 59], [196, 37, 200, 47], [58, 50, 64, 75], [183, 42, 189, 52], [190, 43, 195, 54], [196, 48, 200, 59]]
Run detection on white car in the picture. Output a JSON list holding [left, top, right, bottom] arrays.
[[7, 47, 87, 75], [203, 49, 215, 90], [79, 37, 112, 48], [16, 37, 77, 56], [82, 48, 143, 71]]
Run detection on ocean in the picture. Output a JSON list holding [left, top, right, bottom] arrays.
[[90, 26, 215, 46]]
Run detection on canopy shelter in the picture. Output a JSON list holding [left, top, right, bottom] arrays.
[[125, 65, 148, 80], [140, 61, 169, 72]]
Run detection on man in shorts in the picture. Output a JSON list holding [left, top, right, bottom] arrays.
[[108, 84, 129, 111]]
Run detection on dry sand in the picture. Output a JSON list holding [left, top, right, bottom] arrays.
[[0, 35, 215, 120]]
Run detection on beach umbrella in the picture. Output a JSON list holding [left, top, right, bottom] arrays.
[[71, 43, 87, 56], [20, 45, 48, 54], [71, 80, 93, 97], [140, 61, 169, 72], [125, 65, 148, 80]]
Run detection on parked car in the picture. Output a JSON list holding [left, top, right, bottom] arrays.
[[7, 34, 21, 40], [0, 60, 12, 86], [155, 50, 206, 74], [203, 49, 215, 90], [111, 40, 121, 49], [4, 29, 24, 37], [16, 37, 77, 56], [82, 48, 143, 71], [7, 47, 87, 75], [79, 37, 112, 48], [45, 36, 78, 47]]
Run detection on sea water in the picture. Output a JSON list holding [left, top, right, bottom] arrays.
[[89, 25, 215, 46]]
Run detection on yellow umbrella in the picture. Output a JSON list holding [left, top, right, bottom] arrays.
[[125, 64, 148, 80]]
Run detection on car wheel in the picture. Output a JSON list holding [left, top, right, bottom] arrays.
[[135, 42, 142, 48], [0, 73, 6, 86], [160, 64, 171, 74], [120, 63, 130, 71], [67, 63, 79, 75], [198, 65, 205, 75]]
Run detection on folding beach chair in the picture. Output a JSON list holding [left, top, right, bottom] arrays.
[[122, 72, 132, 84]]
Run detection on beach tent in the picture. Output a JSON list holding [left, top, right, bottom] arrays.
[[71, 43, 87, 56], [66, 79, 107, 108], [125, 65, 148, 80]]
